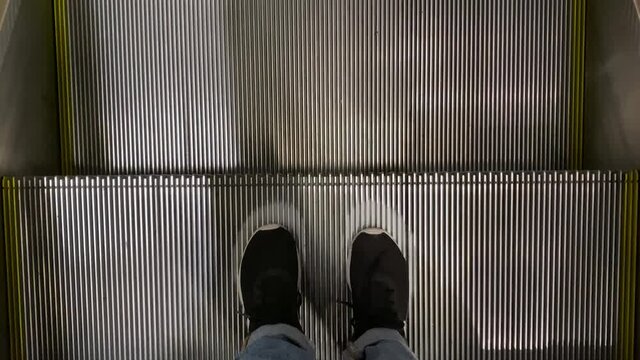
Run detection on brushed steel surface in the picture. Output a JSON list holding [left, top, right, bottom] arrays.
[[3, 172, 637, 359], [57, 0, 584, 174]]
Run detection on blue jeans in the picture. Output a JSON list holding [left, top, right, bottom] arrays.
[[236, 324, 418, 360]]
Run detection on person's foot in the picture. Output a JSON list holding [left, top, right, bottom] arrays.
[[348, 228, 409, 340], [239, 224, 302, 332]]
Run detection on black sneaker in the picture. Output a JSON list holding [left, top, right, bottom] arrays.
[[239, 224, 302, 332], [348, 228, 409, 340]]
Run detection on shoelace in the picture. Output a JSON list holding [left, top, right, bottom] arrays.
[[338, 282, 404, 333], [341, 252, 404, 332]]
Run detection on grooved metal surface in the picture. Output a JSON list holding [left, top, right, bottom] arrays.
[[3, 172, 637, 359], [58, 0, 584, 174]]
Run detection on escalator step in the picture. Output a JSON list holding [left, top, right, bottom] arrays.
[[55, 0, 586, 174], [3, 171, 637, 359]]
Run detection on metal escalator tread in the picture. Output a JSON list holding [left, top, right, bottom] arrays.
[[2, 171, 637, 359], [55, 0, 585, 174]]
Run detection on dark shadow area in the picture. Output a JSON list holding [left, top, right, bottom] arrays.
[[0, 185, 7, 357], [224, 0, 281, 174], [0, 0, 60, 356], [633, 188, 640, 357], [584, 0, 640, 170], [70, 1, 106, 174], [0, 1, 60, 176]]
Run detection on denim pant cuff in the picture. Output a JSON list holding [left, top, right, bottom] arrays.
[[247, 324, 315, 352], [343, 328, 410, 359]]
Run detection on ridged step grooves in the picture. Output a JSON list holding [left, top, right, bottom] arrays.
[[3, 171, 637, 359], [54, 0, 585, 174]]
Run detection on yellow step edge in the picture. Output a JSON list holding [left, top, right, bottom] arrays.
[[619, 170, 638, 359]]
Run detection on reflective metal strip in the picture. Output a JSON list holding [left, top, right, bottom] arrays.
[[56, 0, 585, 174], [2, 172, 637, 359]]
